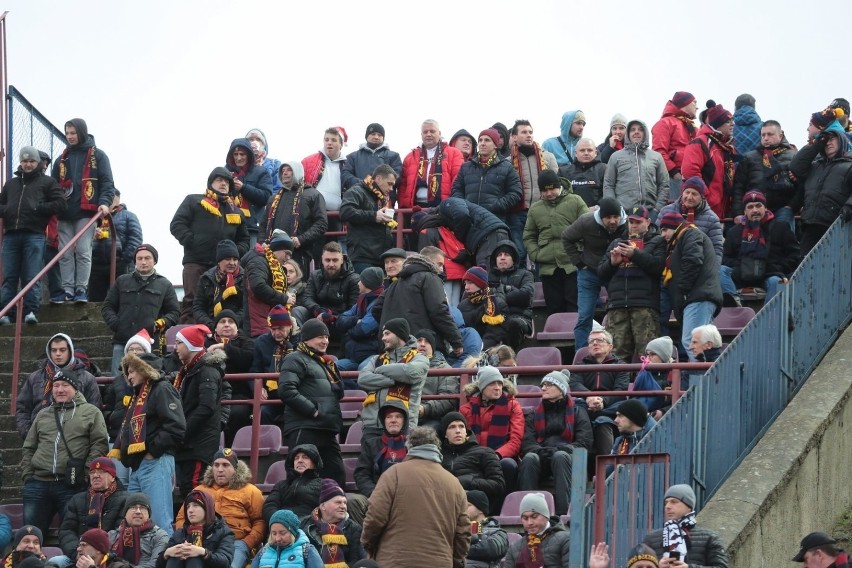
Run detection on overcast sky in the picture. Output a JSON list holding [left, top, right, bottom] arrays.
[[3, 0, 847, 282]]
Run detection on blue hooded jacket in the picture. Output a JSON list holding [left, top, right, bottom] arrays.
[[733, 105, 762, 155], [543, 110, 584, 166]]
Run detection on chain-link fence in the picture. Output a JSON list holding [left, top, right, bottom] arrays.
[[7, 85, 66, 179]]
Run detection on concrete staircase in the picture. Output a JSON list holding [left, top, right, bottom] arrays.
[[0, 302, 113, 504]]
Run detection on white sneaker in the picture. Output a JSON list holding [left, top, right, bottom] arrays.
[[24, 312, 38, 324]]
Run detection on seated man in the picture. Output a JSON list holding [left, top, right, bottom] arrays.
[[415, 329, 459, 430], [439, 413, 505, 516], [263, 444, 324, 521], [292, 241, 360, 338], [354, 401, 408, 498], [300, 479, 366, 565], [458, 267, 511, 350], [720, 190, 800, 305], [3, 526, 47, 568], [248, 305, 296, 425], [606, 399, 658, 477], [464, 490, 508, 568], [502, 493, 570, 568], [160, 490, 234, 568], [192, 240, 246, 331], [487, 240, 534, 351], [335, 266, 385, 375], [690, 324, 723, 365], [108, 494, 170, 568], [518, 371, 593, 516], [72, 529, 133, 568], [175, 450, 263, 568]]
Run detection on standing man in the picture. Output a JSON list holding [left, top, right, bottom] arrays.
[[543, 110, 586, 167], [242, 229, 293, 337], [191, 240, 246, 331], [302, 127, 347, 257], [342, 122, 403, 190], [51, 118, 115, 304], [224, 138, 274, 247], [651, 92, 698, 190], [103, 244, 180, 376], [603, 120, 670, 217], [361, 426, 470, 568], [339, 164, 398, 273], [682, 102, 737, 219], [0, 146, 66, 323], [597, 114, 628, 164], [89, 190, 143, 302], [558, 138, 607, 208], [732, 94, 762, 156], [398, 119, 465, 209]]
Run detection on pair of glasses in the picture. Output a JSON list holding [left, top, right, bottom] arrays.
[[588, 338, 610, 345]]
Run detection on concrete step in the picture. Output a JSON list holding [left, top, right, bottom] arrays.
[[0, 320, 113, 341], [0, 357, 112, 375], [0, 302, 105, 325], [0, 334, 113, 361], [1, 448, 23, 464]]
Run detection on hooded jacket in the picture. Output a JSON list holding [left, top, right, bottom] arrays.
[[341, 142, 403, 190], [278, 345, 344, 435], [354, 399, 409, 497], [503, 518, 571, 567], [258, 161, 328, 247], [436, 197, 510, 255], [159, 492, 234, 568], [174, 349, 226, 464], [733, 105, 762, 156], [51, 118, 115, 220], [0, 167, 66, 234], [398, 142, 465, 208], [449, 155, 522, 219], [543, 110, 583, 166], [658, 199, 724, 262], [731, 140, 797, 215], [253, 529, 322, 568], [558, 158, 606, 207], [789, 128, 852, 227], [598, 224, 667, 310], [651, 101, 697, 175], [449, 129, 477, 161], [102, 270, 180, 345], [225, 138, 274, 234], [488, 240, 534, 321], [524, 180, 589, 276], [603, 120, 670, 212], [682, 124, 736, 219], [91, 203, 143, 264], [245, 128, 283, 193], [262, 444, 324, 522], [561, 209, 628, 270], [358, 336, 429, 430], [339, 180, 395, 266]]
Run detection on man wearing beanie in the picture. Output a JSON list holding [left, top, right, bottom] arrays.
[[293, 241, 360, 339], [598, 113, 628, 164], [358, 317, 429, 442], [518, 369, 593, 516], [300, 478, 366, 565], [354, 400, 410, 498], [0, 145, 65, 323], [543, 109, 586, 167], [789, 109, 852, 256], [503, 491, 570, 567], [590, 543, 661, 568], [107, 493, 170, 568], [278, 318, 346, 487], [71, 528, 131, 568], [341, 122, 403, 191], [603, 119, 670, 216], [488, 239, 535, 351], [336, 266, 386, 376], [657, 176, 723, 266], [463, 489, 509, 568], [340, 163, 399, 273], [414, 328, 460, 429], [3, 526, 46, 567], [651, 92, 698, 185], [558, 138, 607, 207], [242, 228, 297, 337], [21, 368, 108, 537], [732, 93, 762, 156], [720, 190, 800, 305], [170, 166, 250, 323], [611, 399, 657, 458], [191, 239, 246, 331], [248, 304, 296, 425], [458, 265, 512, 349], [562, 197, 627, 348], [398, 119, 465, 209], [361, 426, 470, 567], [682, 101, 737, 219], [643, 483, 728, 567], [174, 449, 264, 568]]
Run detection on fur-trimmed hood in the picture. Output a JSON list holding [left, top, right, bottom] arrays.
[[201, 458, 253, 489], [198, 348, 228, 367], [399, 253, 440, 277], [463, 378, 517, 397], [120, 352, 164, 382]]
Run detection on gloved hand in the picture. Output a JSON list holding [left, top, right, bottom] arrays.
[[840, 205, 852, 224], [153, 319, 166, 333]]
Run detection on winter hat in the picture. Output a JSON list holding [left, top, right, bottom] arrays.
[[811, 107, 843, 131], [383, 318, 410, 341], [300, 319, 330, 341], [123, 493, 151, 515], [617, 399, 649, 428], [365, 123, 385, 138], [175, 324, 210, 352], [664, 484, 696, 509], [519, 492, 551, 517], [79, 528, 111, 554], [793, 532, 838, 562], [627, 544, 660, 567], [53, 368, 81, 391], [215, 309, 239, 326], [463, 266, 489, 290], [269, 509, 301, 536], [478, 128, 501, 145], [628, 206, 649, 220], [20, 146, 40, 162], [267, 305, 293, 328], [573, 110, 586, 123], [13, 526, 43, 548], [538, 169, 561, 192], [610, 114, 628, 129], [541, 369, 571, 397], [671, 91, 695, 108], [319, 478, 346, 505], [742, 191, 767, 206], [681, 176, 707, 198], [706, 101, 733, 130], [645, 336, 674, 363], [440, 411, 469, 439], [216, 239, 240, 262], [466, 490, 490, 516], [380, 247, 407, 261], [598, 197, 622, 219], [89, 457, 117, 478], [333, 126, 348, 145], [476, 366, 504, 390], [268, 229, 294, 252], [415, 329, 438, 350], [134, 244, 158, 264], [213, 448, 239, 468], [124, 328, 153, 355], [830, 97, 850, 117], [734, 93, 756, 110], [658, 212, 684, 231], [16, 556, 44, 568], [360, 267, 384, 291]]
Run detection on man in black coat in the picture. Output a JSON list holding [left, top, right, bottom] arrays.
[[341, 123, 403, 190], [299, 479, 366, 565], [487, 240, 534, 350], [339, 164, 398, 273], [192, 240, 247, 331], [731, 120, 797, 221], [354, 400, 408, 498], [262, 444, 324, 522], [292, 241, 359, 339]]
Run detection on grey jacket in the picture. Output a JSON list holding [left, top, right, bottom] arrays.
[[109, 524, 170, 568], [603, 120, 670, 212], [502, 519, 570, 567]]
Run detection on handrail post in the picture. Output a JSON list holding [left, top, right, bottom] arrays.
[[569, 447, 589, 567], [249, 376, 263, 482]]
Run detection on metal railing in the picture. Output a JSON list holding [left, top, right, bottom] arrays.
[[6, 85, 67, 180]]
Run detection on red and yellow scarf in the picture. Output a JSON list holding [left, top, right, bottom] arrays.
[[363, 348, 418, 408], [511, 142, 547, 195], [265, 183, 305, 242], [213, 266, 241, 317], [297, 342, 341, 386], [662, 223, 696, 285], [363, 175, 397, 229], [109, 377, 154, 457], [416, 144, 443, 200], [467, 288, 505, 325], [308, 510, 348, 568], [58, 146, 98, 211], [172, 350, 205, 392], [85, 480, 118, 528], [519, 533, 545, 568], [201, 189, 243, 225]]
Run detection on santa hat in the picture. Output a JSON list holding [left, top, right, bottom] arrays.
[[175, 324, 210, 352], [334, 126, 348, 145], [124, 328, 153, 355]]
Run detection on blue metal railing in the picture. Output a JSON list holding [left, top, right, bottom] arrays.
[[575, 220, 852, 566]]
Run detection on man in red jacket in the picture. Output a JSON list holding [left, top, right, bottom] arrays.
[[652, 91, 698, 197], [398, 120, 464, 208]]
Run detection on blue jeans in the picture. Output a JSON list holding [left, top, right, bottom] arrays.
[[576, 268, 602, 349], [128, 454, 175, 535], [111, 343, 126, 378], [506, 211, 528, 265], [232, 540, 250, 568], [681, 300, 717, 362], [1, 231, 46, 316], [23, 478, 79, 536], [774, 206, 796, 233], [720, 265, 783, 305]]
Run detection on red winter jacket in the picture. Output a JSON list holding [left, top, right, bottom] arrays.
[[681, 125, 731, 219], [398, 142, 464, 208], [460, 387, 525, 460], [651, 101, 697, 174]]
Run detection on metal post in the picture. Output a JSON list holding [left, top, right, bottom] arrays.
[[569, 447, 589, 567]]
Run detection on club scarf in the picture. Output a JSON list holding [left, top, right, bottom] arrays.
[[172, 350, 205, 393], [109, 377, 154, 458], [519, 533, 545, 568], [253, 242, 288, 297], [478, 152, 499, 169], [187, 525, 204, 547], [213, 266, 241, 317], [532, 397, 575, 444], [266, 341, 293, 392], [677, 204, 696, 225], [111, 519, 153, 564], [95, 216, 112, 240], [362, 348, 418, 408], [296, 342, 342, 389], [416, 144, 443, 201], [706, 131, 736, 196], [200, 189, 243, 225], [308, 510, 348, 568], [760, 145, 791, 190], [662, 512, 696, 560], [662, 223, 696, 285], [58, 145, 99, 211], [376, 433, 407, 471], [363, 175, 397, 229], [84, 481, 118, 528], [264, 182, 305, 242], [676, 114, 696, 138], [467, 288, 505, 325], [511, 143, 547, 197], [467, 394, 511, 450], [739, 210, 774, 259], [41, 364, 58, 410]]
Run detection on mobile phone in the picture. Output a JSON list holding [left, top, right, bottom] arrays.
[[669, 551, 681, 561]]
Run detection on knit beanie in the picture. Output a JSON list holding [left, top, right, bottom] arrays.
[[476, 366, 504, 390], [671, 91, 695, 108], [645, 336, 674, 363], [573, 110, 586, 123], [365, 123, 385, 138], [13, 526, 43, 548], [269, 509, 301, 536], [658, 212, 684, 231], [359, 267, 385, 291], [540, 369, 571, 397], [617, 399, 649, 428], [479, 128, 501, 145], [319, 478, 346, 504], [831, 98, 850, 117], [681, 176, 707, 198], [123, 493, 151, 515], [134, 244, 158, 264], [20, 146, 40, 162], [519, 492, 551, 517], [598, 197, 622, 219], [89, 457, 117, 478], [215, 309, 239, 325], [627, 544, 660, 567], [466, 490, 490, 516], [16, 556, 44, 568], [742, 191, 767, 206], [300, 319, 329, 341], [351, 561, 380, 568], [538, 169, 561, 191], [415, 329, 438, 351], [463, 266, 489, 290], [124, 328, 153, 355], [175, 324, 209, 352], [664, 484, 696, 509], [268, 229, 294, 252], [53, 368, 81, 391], [610, 113, 628, 129], [267, 305, 293, 328], [213, 448, 239, 468], [706, 101, 733, 130], [811, 107, 843, 131], [440, 411, 469, 439], [79, 528, 111, 554], [216, 240, 240, 262], [383, 318, 410, 341]]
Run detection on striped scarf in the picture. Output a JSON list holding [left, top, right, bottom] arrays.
[[467, 288, 505, 325], [308, 511, 348, 568], [58, 145, 99, 211], [676, 114, 696, 138], [363, 348, 417, 408], [187, 525, 204, 546], [416, 144, 443, 202], [85, 481, 118, 528], [511, 142, 547, 202], [364, 175, 397, 229], [532, 397, 575, 444], [663, 512, 696, 560], [266, 340, 293, 392], [109, 378, 154, 458], [264, 183, 305, 242], [213, 266, 241, 317], [200, 189, 243, 225], [467, 394, 512, 450], [376, 433, 407, 471]]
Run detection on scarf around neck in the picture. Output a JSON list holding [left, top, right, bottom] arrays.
[[532, 397, 575, 444], [85, 481, 118, 528], [467, 394, 511, 450], [109, 377, 154, 459], [739, 210, 774, 258], [172, 350, 205, 392], [308, 510, 348, 568], [662, 223, 696, 285], [297, 342, 342, 389], [363, 348, 418, 408], [467, 288, 505, 325], [265, 182, 305, 242], [519, 532, 546, 568], [663, 512, 696, 560], [213, 267, 241, 316], [111, 519, 153, 564], [377, 433, 407, 471], [201, 189, 243, 225], [58, 145, 99, 211], [417, 143, 443, 201]]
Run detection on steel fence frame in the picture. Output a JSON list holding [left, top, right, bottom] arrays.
[[6, 85, 66, 180]]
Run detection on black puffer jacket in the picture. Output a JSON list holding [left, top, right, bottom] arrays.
[[722, 218, 801, 284], [466, 517, 508, 568], [225, 138, 274, 234], [277, 349, 344, 435], [301, 257, 360, 317], [372, 253, 463, 349], [450, 156, 521, 218], [173, 349, 225, 464], [488, 240, 534, 320], [558, 158, 606, 207], [0, 169, 66, 233], [643, 526, 729, 567], [101, 271, 181, 344], [339, 181, 394, 266], [520, 398, 594, 454], [262, 444, 324, 522], [192, 266, 247, 331], [60, 485, 128, 555], [341, 143, 403, 190], [440, 439, 505, 514], [732, 141, 797, 215], [789, 138, 852, 227], [436, 197, 509, 254], [598, 226, 666, 310], [665, 224, 723, 320]]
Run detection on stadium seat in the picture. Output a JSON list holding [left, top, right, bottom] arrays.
[[41, 547, 63, 559], [0, 503, 22, 530], [515, 384, 542, 415], [165, 324, 192, 352], [343, 457, 358, 491], [536, 312, 578, 344], [714, 307, 756, 336], [340, 421, 363, 454], [572, 346, 591, 365], [258, 460, 287, 492], [507, 532, 523, 546], [231, 425, 282, 457], [496, 490, 556, 526], [515, 346, 562, 368], [342, 390, 366, 420], [532, 282, 546, 308]]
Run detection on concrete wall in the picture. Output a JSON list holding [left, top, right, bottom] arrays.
[[698, 325, 852, 567]]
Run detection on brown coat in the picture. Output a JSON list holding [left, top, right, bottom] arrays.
[[361, 447, 471, 567]]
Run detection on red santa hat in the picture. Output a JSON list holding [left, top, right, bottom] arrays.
[[124, 328, 153, 354]]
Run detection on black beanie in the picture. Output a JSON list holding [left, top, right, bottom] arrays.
[[383, 318, 410, 341], [440, 411, 469, 439], [466, 490, 490, 516], [618, 399, 649, 427], [134, 244, 159, 264], [300, 319, 330, 341], [14, 526, 43, 548], [415, 329, 438, 350], [216, 240, 240, 262], [365, 123, 385, 138], [598, 197, 622, 219], [538, 170, 561, 191]]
